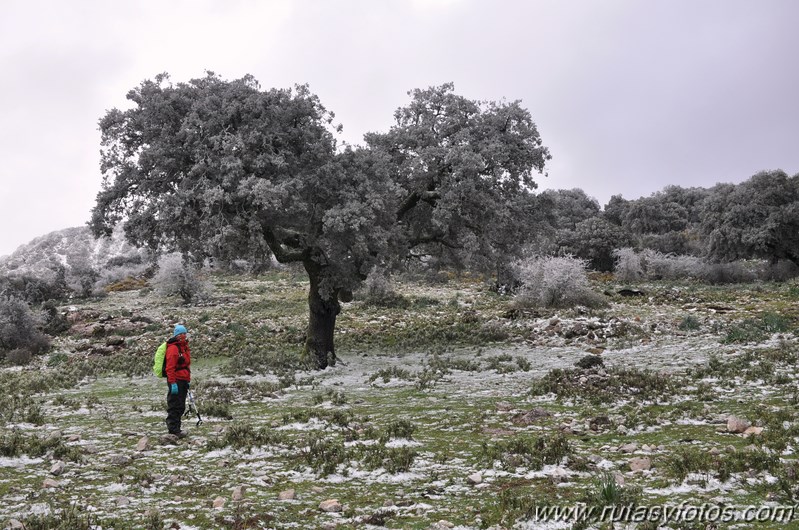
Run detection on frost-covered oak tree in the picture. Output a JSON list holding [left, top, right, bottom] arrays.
[[90, 74, 549, 368]]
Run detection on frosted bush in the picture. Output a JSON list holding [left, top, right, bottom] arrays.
[[151, 253, 211, 304], [357, 267, 407, 307], [512, 256, 607, 308], [613, 248, 643, 282], [0, 296, 50, 355]]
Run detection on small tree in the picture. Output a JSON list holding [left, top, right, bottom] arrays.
[[0, 296, 50, 356], [512, 256, 606, 308], [151, 253, 210, 304]]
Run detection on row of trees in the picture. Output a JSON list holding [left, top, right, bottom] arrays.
[[89, 73, 798, 369], [538, 171, 799, 272]]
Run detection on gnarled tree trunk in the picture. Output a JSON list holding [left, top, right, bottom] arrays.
[[304, 260, 340, 369]]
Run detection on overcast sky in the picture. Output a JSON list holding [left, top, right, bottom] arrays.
[[1, 0, 798, 257]]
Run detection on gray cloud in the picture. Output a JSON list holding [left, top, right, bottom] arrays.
[[1, 0, 797, 255]]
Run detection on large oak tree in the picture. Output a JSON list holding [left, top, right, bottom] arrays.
[[91, 74, 549, 368]]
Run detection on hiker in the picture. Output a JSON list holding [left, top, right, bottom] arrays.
[[165, 324, 192, 437]]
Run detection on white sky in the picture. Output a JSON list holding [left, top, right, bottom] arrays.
[[1, 0, 798, 256]]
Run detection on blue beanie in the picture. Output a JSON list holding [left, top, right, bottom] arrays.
[[173, 324, 188, 337]]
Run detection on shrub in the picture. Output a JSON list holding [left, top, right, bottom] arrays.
[[357, 267, 408, 307], [512, 255, 607, 309], [151, 253, 211, 304], [612, 248, 643, 282], [6, 348, 33, 366], [0, 296, 50, 354]]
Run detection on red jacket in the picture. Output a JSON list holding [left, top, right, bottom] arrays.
[[165, 336, 191, 384]]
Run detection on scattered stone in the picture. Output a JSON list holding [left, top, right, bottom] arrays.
[[494, 401, 514, 412], [612, 471, 625, 486], [136, 436, 150, 452], [619, 443, 638, 453], [586, 347, 605, 355], [159, 434, 178, 445], [616, 425, 628, 435], [50, 461, 65, 476], [709, 448, 721, 456], [467, 472, 483, 485], [278, 488, 295, 500], [217, 459, 231, 468], [232, 486, 245, 501], [109, 455, 131, 466], [727, 415, 751, 434], [589, 416, 611, 431], [42, 478, 60, 489], [116, 496, 131, 506], [311, 486, 324, 493], [7, 519, 24, 529], [106, 337, 125, 347], [319, 499, 343, 512], [432, 521, 455, 529], [66, 434, 81, 442], [725, 445, 737, 453], [46, 430, 62, 442], [213, 497, 226, 510], [83, 444, 99, 454], [743, 426, 764, 437], [511, 408, 552, 425], [629, 457, 652, 472]]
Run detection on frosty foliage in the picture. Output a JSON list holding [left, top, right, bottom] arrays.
[[0, 295, 50, 355], [612, 249, 796, 284], [612, 248, 643, 283], [151, 254, 211, 304], [357, 267, 407, 307], [512, 256, 607, 308]]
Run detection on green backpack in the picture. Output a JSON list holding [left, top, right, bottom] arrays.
[[153, 342, 168, 378]]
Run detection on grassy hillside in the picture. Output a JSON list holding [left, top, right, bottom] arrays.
[[1, 271, 799, 529]]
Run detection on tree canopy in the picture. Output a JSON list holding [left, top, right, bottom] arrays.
[[90, 73, 550, 367]]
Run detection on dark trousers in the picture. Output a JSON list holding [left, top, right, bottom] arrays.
[[166, 381, 189, 434]]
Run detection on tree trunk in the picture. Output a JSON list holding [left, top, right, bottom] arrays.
[[304, 261, 340, 369]]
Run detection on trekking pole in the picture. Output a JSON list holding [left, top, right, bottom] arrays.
[[186, 389, 204, 426]]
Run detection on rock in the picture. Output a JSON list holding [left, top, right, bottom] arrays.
[[50, 461, 65, 476], [709, 448, 721, 456], [83, 444, 99, 454], [589, 416, 611, 431], [278, 488, 295, 500], [613, 471, 625, 486], [116, 496, 131, 506], [160, 434, 179, 445], [725, 444, 737, 453], [619, 443, 638, 453], [109, 455, 131, 466], [232, 486, 245, 501], [106, 337, 125, 347], [494, 401, 514, 412], [213, 496, 226, 510], [42, 478, 60, 489], [67, 434, 81, 442], [7, 519, 24, 529], [432, 521, 455, 529], [629, 457, 652, 472], [586, 347, 605, 355], [466, 472, 483, 485], [319, 499, 343, 512], [136, 436, 149, 452], [511, 408, 552, 425], [727, 415, 751, 433], [311, 486, 324, 493], [46, 430, 62, 442], [743, 426, 764, 437]]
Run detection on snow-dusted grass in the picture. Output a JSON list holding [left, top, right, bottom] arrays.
[[1, 273, 798, 529]]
